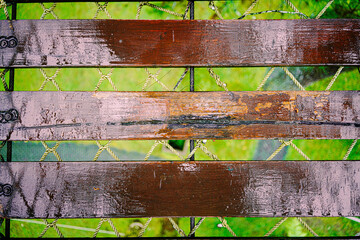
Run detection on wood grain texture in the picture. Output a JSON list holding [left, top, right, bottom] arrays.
[[1, 19, 359, 67], [1, 161, 360, 218], [1, 91, 359, 140]]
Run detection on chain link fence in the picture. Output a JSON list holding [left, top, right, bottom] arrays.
[[0, 0, 360, 237]]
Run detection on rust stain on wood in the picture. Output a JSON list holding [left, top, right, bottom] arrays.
[[0, 19, 359, 67], [0, 161, 359, 218], [0, 91, 359, 140]]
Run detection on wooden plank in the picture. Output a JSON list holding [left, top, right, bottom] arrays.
[[0, 91, 359, 140], [1, 19, 359, 67], [1, 161, 360, 218]]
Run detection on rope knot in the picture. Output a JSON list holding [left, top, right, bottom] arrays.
[[45, 146, 58, 154], [208, 1, 216, 11], [98, 146, 106, 151], [283, 141, 291, 146], [47, 222, 55, 228], [0, 2, 7, 9]]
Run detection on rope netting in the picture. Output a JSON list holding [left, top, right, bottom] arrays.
[[0, 0, 359, 237]]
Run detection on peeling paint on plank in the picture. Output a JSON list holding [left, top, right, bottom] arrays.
[[0, 91, 359, 140]]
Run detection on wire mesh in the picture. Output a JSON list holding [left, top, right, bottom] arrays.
[[0, 0, 359, 238]]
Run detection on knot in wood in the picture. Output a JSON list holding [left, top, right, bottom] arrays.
[[0, 36, 18, 49], [0, 183, 13, 197], [0, 109, 19, 124]]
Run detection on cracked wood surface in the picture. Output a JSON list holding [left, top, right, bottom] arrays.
[[0, 19, 359, 67], [0, 91, 359, 140], [0, 161, 359, 218]]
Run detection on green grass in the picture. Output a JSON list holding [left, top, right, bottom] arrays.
[[1, 0, 360, 238], [3, 217, 360, 237], [3, 218, 175, 237], [177, 217, 360, 237]]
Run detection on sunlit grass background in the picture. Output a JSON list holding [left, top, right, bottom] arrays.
[[0, 0, 359, 237]]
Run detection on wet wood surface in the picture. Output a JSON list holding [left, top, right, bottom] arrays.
[[1, 19, 359, 67], [1, 91, 359, 140], [1, 161, 359, 218]]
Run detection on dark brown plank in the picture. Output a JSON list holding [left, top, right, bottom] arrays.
[[1, 161, 359, 218], [1, 91, 359, 140], [1, 19, 359, 67]]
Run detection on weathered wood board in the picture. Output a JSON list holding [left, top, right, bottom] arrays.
[[1, 161, 359, 218], [1, 19, 359, 67], [0, 91, 359, 140]]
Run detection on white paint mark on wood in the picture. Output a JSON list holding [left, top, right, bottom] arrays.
[[179, 162, 199, 172]]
